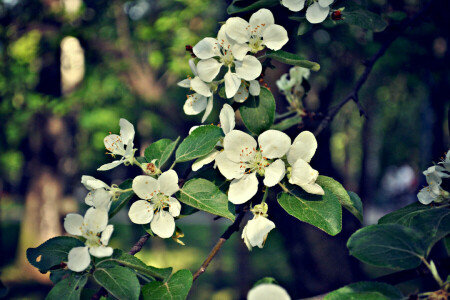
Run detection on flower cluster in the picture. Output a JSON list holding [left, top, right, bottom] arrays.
[[276, 66, 310, 107], [179, 9, 288, 121], [417, 151, 450, 205], [281, 0, 334, 24]]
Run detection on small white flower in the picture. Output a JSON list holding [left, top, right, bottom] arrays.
[[215, 129, 291, 204], [306, 0, 334, 24], [64, 208, 114, 272], [281, 0, 305, 12], [193, 24, 262, 98], [439, 151, 450, 172], [423, 165, 449, 186], [128, 170, 181, 238], [287, 131, 324, 195], [225, 9, 289, 53], [98, 118, 136, 171], [417, 182, 443, 205], [247, 283, 291, 300], [234, 80, 261, 103], [276, 66, 310, 95], [81, 176, 114, 210], [242, 203, 275, 250]]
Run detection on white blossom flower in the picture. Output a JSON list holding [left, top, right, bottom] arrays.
[[98, 118, 136, 171], [128, 170, 181, 238], [417, 182, 443, 205], [439, 151, 450, 172], [64, 208, 114, 272], [423, 165, 449, 185], [178, 59, 215, 122], [81, 176, 114, 210], [306, 0, 333, 24], [225, 9, 289, 53], [287, 131, 324, 195], [215, 130, 291, 204], [276, 66, 310, 95], [193, 25, 262, 98], [234, 80, 261, 103], [247, 283, 291, 300], [281, 0, 305, 12], [242, 203, 275, 250]]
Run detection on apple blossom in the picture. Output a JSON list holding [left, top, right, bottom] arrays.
[[98, 118, 136, 171], [281, 0, 333, 24], [242, 203, 276, 250], [234, 80, 261, 103], [247, 283, 291, 300], [215, 129, 291, 204], [64, 207, 114, 272], [128, 170, 181, 238], [439, 151, 450, 172], [417, 182, 444, 205], [225, 9, 289, 53]]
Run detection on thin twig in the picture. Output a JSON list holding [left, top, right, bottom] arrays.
[[129, 233, 151, 255], [192, 207, 248, 281], [314, 0, 437, 137]]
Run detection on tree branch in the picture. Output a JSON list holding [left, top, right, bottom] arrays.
[[192, 206, 248, 282], [314, 0, 437, 137]]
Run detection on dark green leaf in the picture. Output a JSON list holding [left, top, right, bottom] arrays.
[[109, 179, 134, 219], [271, 115, 302, 131], [142, 269, 193, 300], [27, 236, 84, 272], [347, 224, 426, 269], [46, 273, 88, 300], [49, 269, 72, 284], [239, 87, 275, 135], [144, 138, 180, 168], [277, 184, 342, 235], [93, 266, 140, 300], [445, 236, 450, 256], [227, 0, 279, 15], [179, 178, 235, 221], [386, 11, 407, 21], [325, 281, 403, 300], [346, 191, 363, 222], [175, 126, 222, 162], [297, 22, 312, 36], [378, 202, 431, 226], [264, 50, 320, 71], [343, 5, 388, 32]]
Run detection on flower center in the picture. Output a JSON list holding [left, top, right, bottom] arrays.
[[239, 147, 269, 176], [83, 229, 101, 248], [220, 51, 234, 66], [151, 192, 170, 212], [249, 36, 264, 53]]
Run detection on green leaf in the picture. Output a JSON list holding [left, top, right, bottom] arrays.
[[227, 0, 279, 14], [46, 273, 88, 300], [277, 184, 342, 235], [316, 175, 363, 222], [325, 281, 403, 300], [347, 224, 426, 269], [239, 87, 275, 135], [109, 179, 134, 219], [144, 137, 180, 168], [253, 277, 278, 287], [297, 22, 312, 36], [142, 269, 193, 300], [93, 265, 140, 300], [179, 178, 235, 221], [342, 4, 388, 32], [49, 269, 71, 284], [271, 115, 302, 131], [175, 126, 222, 162], [264, 50, 320, 71], [445, 235, 450, 256], [378, 202, 431, 226], [386, 11, 407, 21], [26, 236, 84, 272]]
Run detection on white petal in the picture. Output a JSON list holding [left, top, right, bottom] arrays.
[[417, 188, 435, 205], [151, 210, 176, 239], [85, 191, 95, 206], [242, 224, 252, 250], [234, 83, 249, 103], [193, 37, 219, 59], [128, 200, 154, 224], [132, 175, 159, 199], [97, 160, 123, 171], [158, 170, 179, 195], [247, 283, 291, 300], [301, 182, 325, 195], [184, 94, 208, 115], [192, 150, 220, 171], [67, 246, 91, 272], [225, 17, 250, 44], [287, 131, 317, 165], [231, 43, 251, 61], [249, 80, 260, 96], [228, 173, 259, 204], [84, 208, 108, 233], [101, 225, 114, 246], [306, 2, 330, 24], [262, 24, 289, 51], [319, 0, 333, 7], [197, 58, 222, 82], [201, 96, 214, 123], [225, 70, 242, 98], [289, 159, 324, 195], [263, 159, 286, 187], [235, 55, 262, 81], [119, 118, 135, 145], [191, 76, 212, 97], [103, 134, 125, 154], [281, 0, 305, 12], [168, 197, 181, 217], [223, 130, 258, 162], [81, 176, 109, 190], [215, 151, 245, 180], [89, 246, 113, 258], [64, 213, 84, 236], [188, 58, 198, 76], [177, 78, 191, 88], [220, 104, 235, 134], [249, 9, 275, 31], [258, 130, 291, 159], [244, 216, 275, 248], [189, 125, 200, 135], [91, 189, 112, 210]]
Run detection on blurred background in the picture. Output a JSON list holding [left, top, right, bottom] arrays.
[[0, 0, 449, 299]]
